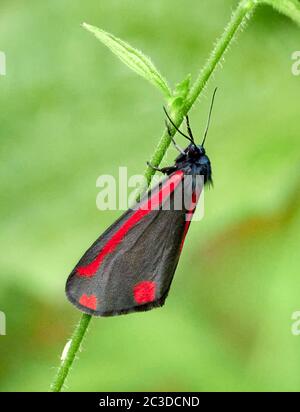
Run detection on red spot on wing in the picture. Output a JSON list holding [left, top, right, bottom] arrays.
[[133, 281, 156, 304], [79, 294, 97, 310], [77, 171, 184, 277]]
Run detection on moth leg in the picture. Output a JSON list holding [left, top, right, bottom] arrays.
[[165, 120, 185, 155], [146, 161, 177, 175]]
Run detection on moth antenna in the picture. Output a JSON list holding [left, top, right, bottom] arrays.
[[165, 120, 185, 154], [163, 106, 194, 144], [185, 115, 195, 143], [201, 87, 218, 147]]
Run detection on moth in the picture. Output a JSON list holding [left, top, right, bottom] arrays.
[[66, 89, 217, 316]]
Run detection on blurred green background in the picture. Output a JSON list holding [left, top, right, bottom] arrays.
[[1, 0, 300, 392]]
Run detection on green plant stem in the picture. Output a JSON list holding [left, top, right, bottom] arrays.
[[186, 0, 257, 111], [50, 0, 257, 392], [50, 313, 91, 392], [144, 0, 257, 186]]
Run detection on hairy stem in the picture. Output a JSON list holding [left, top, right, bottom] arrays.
[[50, 313, 91, 392], [50, 0, 257, 392], [186, 0, 257, 110], [144, 0, 257, 186]]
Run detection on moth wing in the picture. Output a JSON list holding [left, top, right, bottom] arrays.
[[66, 171, 203, 316]]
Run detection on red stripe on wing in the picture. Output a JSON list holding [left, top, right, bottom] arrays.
[[77, 171, 184, 277], [179, 188, 202, 252]]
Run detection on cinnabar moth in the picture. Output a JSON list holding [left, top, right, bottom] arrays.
[[66, 89, 217, 316]]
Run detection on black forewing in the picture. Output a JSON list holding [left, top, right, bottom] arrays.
[[66, 172, 202, 316]]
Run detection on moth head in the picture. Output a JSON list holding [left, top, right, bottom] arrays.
[[186, 143, 203, 159]]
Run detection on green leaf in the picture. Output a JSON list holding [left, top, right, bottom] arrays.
[[260, 0, 300, 26], [168, 74, 191, 111], [82, 23, 172, 98]]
